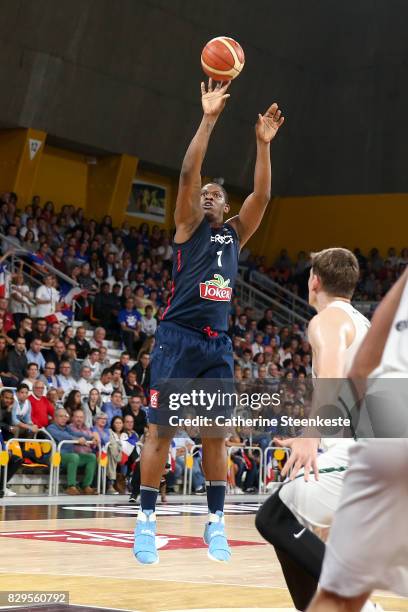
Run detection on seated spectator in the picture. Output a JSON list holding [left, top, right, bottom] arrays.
[[76, 365, 94, 397], [0, 335, 18, 386], [82, 348, 101, 382], [120, 413, 141, 501], [69, 408, 100, 455], [22, 363, 40, 392], [83, 388, 103, 429], [102, 389, 124, 428], [89, 326, 106, 350], [0, 388, 23, 496], [46, 388, 60, 412], [64, 342, 82, 380], [63, 390, 83, 418], [98, 345, 111, 370], [123, 370, 143, 398], [26, 337, 46, 371], [7, 337, 27, 382], [140, 305, 157, 337], [111, 366, 125, 396], [29, 380, 54, 428], [57, 361, 77, 396], [11, 383, 38, 437], [47, 407, 98, 495], [39, 362, 63, 397], [118, 297, 142, 358], [74, 326, 91, 359], [173, 434, 205, 494], [46, 340, 67, 374], [122, 395, 147, 437], [106, 415, 124, 495], [95, 368, 114, 402], [92, 412, 110, 446], [8, 316, 33, 347], [131, 351, 150, 397], [32, 318, 54, 350], [115, 351, 131, 378]]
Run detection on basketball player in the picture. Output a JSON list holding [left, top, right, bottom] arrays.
[[256, 248, 381, 612], [308, 267, 408, 612], [133, 79, 284, 564]]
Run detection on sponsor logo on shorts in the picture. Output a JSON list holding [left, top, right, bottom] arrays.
[[199, 274, 232, 302], [150, 389, 159, 408]]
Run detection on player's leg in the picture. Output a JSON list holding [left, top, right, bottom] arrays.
[[307, 591, 370, 612], [134, 424, 172, 565], [201, 435, 231, 562], [314, 439, 408, 608]]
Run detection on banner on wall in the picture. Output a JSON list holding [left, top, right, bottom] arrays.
[[127, 180, 166, 222], [28, 138, 42, 160]]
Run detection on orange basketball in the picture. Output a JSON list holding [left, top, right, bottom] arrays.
[[201, 36, 245, 81]]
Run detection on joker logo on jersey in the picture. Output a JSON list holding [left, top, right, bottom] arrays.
[[200, 274, 232, 302]]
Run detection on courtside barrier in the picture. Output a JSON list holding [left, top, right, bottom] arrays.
[[1, 437, 56, 497], [262, 445, 291, 492], [53, 439, 101, 495]]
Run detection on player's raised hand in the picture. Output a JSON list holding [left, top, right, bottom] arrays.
[[274, 437, 320, 482], [201, 79, 231, 117], [256, 103, 285, 143]]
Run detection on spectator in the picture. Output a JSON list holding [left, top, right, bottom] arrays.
[[102, 389, 123, 428], [83, 388, 102, 428], [69, 408, 100, 455], [0, 388, 23, 496], [173, 434, 205, 494], [95, 368, 114, 402], [131, 351, 150, 396], [0, 336, 18, 386], [82, 349, 101, 382], [98, 345, 111, 370], [118, 297, 142, 358], [111, 366, 125, 396], [46, 340, 67, 374], [22, 363, 40, 392], [257, 308, 275, 332], [35, 274, 60, 319], [47, 407, 97, 495], [122, 395, 147, 437], [76, 365, 94, 397], [92, 412, 110, 446], [63, 390, 82, 417], [89, 326, 106, 350], [74, 326, 91, 359], [120, 413, 141, 501], [123, 370, 143, 398], [7, 337, 27, 382], [64, 342, 82, 379], [9, 271, 33, 326], [140, 304, 157, 337], [57, 361, 77, 396], [26, 337, 46, 371], [106, 415, 124, 495], [8, 316, 33, 347], [116, 352, 131, 378], [11, 383, 38, 436], [38, 362, 63, 397], [29, 380, 54, 428]]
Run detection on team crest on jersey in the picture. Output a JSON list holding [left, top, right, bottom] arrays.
[[210, 234, 234, 244], [199, 274, 232, 302]]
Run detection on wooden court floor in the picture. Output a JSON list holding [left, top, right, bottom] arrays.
[[0, 499, 406, 612]]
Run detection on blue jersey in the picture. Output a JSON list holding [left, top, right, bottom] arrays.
[[163, 217, 239, 332]]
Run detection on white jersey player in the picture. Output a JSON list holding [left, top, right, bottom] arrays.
[[256, 248, 381, 612], [308, 267, 408, 612]]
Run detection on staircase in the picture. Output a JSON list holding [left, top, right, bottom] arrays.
[[236, 269, 314, 327]]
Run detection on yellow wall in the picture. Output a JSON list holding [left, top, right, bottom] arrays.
[[246, 193, 408, 263], [33, 145, 88, 209], [124, 169, 177, 231]]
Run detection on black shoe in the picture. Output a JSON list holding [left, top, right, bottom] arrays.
[[129, 495, 138, 503], [193, 486, 206, 495]]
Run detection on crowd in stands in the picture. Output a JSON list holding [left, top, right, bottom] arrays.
[[0, 190, 401, 497]]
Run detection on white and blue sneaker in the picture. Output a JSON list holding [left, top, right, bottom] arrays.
[[133, 509, 159, 565], [203, 510, 231, 563]]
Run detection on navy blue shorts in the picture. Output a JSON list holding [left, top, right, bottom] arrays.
[[148, 321, 234, 425]]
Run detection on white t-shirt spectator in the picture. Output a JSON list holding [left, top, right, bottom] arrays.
[[141, 315, 157, 336], [35, 284, 60, 318], [95, 380, 114, 403], [251, 341, 264, 355], [9, 283, 33, 315], [77, 378, 93, 397]]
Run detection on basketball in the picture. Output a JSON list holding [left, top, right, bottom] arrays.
[[201, 36, 245, 81]]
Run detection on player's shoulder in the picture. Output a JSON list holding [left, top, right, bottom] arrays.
[[309, 306, 353, 332]]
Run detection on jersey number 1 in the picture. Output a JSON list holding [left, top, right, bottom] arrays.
[[216, 250, 222, 268]]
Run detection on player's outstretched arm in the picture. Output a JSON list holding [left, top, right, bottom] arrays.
[[174, 79, 230, 242], [227, 103, 284, 247], [349, 267, 408, 379]]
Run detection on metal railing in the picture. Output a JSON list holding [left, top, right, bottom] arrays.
[[262, 445, 291, 492], [1, 437, 56, 497], [53, 439, 101, 495], [235, 276, 310, 326], [249, 270, 314, 322]]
